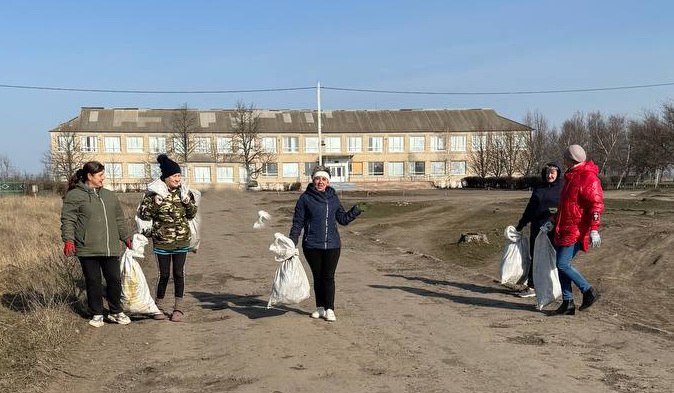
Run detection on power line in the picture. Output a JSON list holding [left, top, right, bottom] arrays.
[[322, 82, 674, 95], [0, 84, 315, 94], [0, 81, 673, 95]]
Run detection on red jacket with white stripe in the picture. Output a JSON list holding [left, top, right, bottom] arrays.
[[553, 160, 604, 251]]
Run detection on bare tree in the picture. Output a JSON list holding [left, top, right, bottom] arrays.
[[168, 103, 199, 164], [589, 112, 627, 175], [519, 110, 551, 175], [558, 112, 590, 155], [0, 154, 16, 179], [502, 132, 525, 177], [487, 133, 506, 177], [468, 133, 489, 177], [629, 108, 674, 187], [230, 101, 275, 185], [44, 120, 90, 181]]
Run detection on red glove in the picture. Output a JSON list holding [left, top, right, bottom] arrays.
[[125, 238, 132, 249], [63, 241, 76, 257]]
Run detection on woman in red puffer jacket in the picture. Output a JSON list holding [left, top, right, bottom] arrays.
[[549, 144, 604, 315]]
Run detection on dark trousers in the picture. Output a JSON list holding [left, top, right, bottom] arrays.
[[303, 247, 341, 310], [155, 253, 187, 299], [79, 256, 123, 315]]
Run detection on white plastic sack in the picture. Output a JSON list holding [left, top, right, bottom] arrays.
[[120, 234, 160, 315], [253, 210, 271, 229], [532, 228, 562, 310], [499, 226, 531, 285], [188, 188, 202, 252], [267, 233, 310, 308]]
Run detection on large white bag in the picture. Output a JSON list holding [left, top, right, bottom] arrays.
[[267, 233, 311, 308], [499, 226, 531, 285], [532, 228, 562, 310], [188, 188, 202, 252], [120, 234, 161, 315]]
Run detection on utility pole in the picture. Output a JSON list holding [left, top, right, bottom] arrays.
[[317, 81, 322, 166]]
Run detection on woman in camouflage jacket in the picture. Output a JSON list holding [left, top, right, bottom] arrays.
[[137, 154, 197, 322]]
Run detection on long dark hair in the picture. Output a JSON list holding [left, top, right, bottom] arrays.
[[67, 161, 105, 191]]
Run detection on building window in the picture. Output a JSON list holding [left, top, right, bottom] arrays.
[[431, 161, 446, 176], [104, 137, 121, 153], [450, 161, 466, 175], [282, 137, 299, 153], [104, 163, 122, 179], [450, 135, 466, 152], [150, 164, 161, 179], [305, 137, 319, 153], [217, 167, 234, 183], [194, 166, 211, 183], [57, 135, 74, 152], [347, 137, 362, 153], [368, 161, 384, 176], [194, 137, 211, 154], [282, 163, 299, 178], [173, 138, 185, 155], [472, 135, 487, 151], [262, 137, 277, 153], [217, 137, 233, 154], [410, 161, 425, 176], [350, 161, 364, 175], [128, 163, 145, 178], [262, 162, 278, 176], [410, 136, 425, 152], [126, 136, 144, 153], [430, 136, 446, 151], [324, 137, 341, 153], [80, 136, 97, 152], [388, 136, 404, 153], [388, 161, 404, 177], [368, 137, 383, 153], [149, 137, 166, 153], [239, 167, 248, 183]]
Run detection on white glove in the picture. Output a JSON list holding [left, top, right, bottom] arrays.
[[540, 221, 553, 233], [590, 230, 601, 248], [180, 183, 191, 204]]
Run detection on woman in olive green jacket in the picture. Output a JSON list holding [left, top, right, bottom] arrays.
[[60, 161, 132, 328]]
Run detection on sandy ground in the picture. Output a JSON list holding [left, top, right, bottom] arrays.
[[37, 189, 674, 393]]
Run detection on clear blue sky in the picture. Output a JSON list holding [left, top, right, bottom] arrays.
[[1, 0, 673, 174]]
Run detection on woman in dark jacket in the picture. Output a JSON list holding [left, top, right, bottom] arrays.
[[60, 161, 132, 328], [289, 166, 362, 322], [514, 162, 563, 297]]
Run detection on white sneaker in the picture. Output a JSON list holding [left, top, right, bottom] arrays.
[[517, 288, 536, 298], [106, 312, 131, 325], [325, 309, 336, 322], [310, 307, 326, 319], [89, 315, 104, 328]]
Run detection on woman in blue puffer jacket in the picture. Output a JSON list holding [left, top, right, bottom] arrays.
[[289, 166, 362, 322]]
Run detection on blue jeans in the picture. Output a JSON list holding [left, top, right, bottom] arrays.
[[555, 242, 592, 301]]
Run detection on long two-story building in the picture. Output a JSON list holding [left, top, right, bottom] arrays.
[[49, 107, 530, 190]]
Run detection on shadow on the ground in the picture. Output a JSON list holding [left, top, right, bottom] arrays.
[[369, 284, 535, 312], [189, 291, 308, 319], [385, 274, 514, 295]]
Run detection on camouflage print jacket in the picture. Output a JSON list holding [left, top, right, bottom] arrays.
[[137, 187, 198, 250]]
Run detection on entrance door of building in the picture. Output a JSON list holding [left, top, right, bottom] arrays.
[[326, 163, 348, 183]]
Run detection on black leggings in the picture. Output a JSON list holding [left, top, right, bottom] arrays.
[[303, 248, 341, 310], [79, 256, 123, 315], [155, 253, 187, 299]]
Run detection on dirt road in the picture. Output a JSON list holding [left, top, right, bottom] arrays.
[[41, 190, 674, 393]]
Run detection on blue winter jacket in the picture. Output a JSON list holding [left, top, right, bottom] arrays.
[[289, 184, 361, 249]]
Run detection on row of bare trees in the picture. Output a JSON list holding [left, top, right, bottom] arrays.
[[469, 102, 674, 188], [45, 101, 274, 186]]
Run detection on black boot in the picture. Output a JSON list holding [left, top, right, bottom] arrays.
[[579, 287, 600, 311], [553, 299, 575, 315]]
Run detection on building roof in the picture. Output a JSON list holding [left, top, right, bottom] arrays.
[[51, 107, 531, 134]]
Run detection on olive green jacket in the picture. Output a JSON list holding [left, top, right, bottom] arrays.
[[60, 182, 131, 257]]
